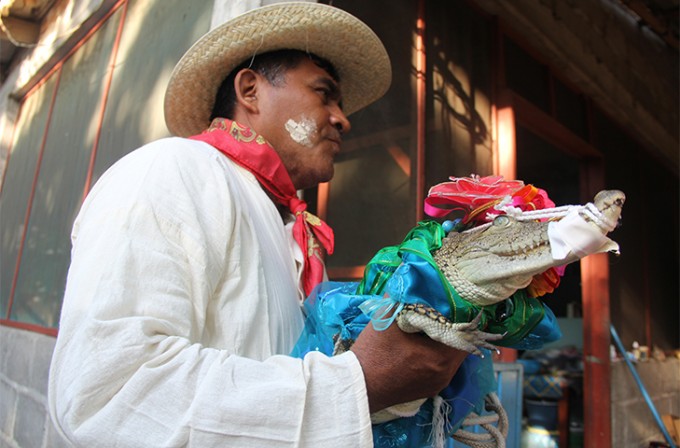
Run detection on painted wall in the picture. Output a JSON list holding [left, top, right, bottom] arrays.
[[1, 0, 213, 445]]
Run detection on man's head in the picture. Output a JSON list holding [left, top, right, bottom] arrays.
[[164, 2, 391, 137], [209, 49, 339, 121], [210, 50, 348, 189]]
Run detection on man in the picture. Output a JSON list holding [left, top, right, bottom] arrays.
[[49, 3, 466, 446]]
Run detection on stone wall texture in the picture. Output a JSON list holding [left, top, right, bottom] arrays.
[[611, 357, 680, 447], [0, 326, 70, 448]]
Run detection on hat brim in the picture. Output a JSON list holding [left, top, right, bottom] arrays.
[[164, 2, 392, 137]]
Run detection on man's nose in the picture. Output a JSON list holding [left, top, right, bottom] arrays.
[[330, 105, 351, 135]]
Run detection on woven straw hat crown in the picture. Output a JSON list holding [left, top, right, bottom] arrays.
[[164, 2, 392, 137]]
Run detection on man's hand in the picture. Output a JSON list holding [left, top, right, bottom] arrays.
[[350, 322, 467, 413]]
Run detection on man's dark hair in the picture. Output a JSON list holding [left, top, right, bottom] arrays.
[[210, 49, 339, 120]]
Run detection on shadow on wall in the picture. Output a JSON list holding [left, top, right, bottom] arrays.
[[430, 37, 489, 147], [2, 0, 212, 328]]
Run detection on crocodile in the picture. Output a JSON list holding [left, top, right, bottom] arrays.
[[433, 189, 625, 307], [345, 190, 624, 429], [292, 188, 625, 444], [393, 189, 625, 353]]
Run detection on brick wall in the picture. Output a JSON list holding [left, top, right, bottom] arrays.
[[0, 326, 69, 448], [611, 357, 680, 447]]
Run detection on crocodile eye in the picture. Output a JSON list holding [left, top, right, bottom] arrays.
[[493, 215, 511, 227]]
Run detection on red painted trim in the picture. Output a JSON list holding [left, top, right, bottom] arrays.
[[6, 67, 64, 319], [82, 0, 129, 199], [5, 0, 126, 329], [317, 182, 329, 222], [493, 23, 517, 363], [415, 0, 426, 223], [327, 265, 366, 280], [490, 18, 500, 175], [386, 146, 411, 177], [22, 0, 128, 100], [579, 162, 611, 447], [510, 92, 600, 159], [0, 102, 21, 196], [581, 253, 612, 448], [0, 319, 58, 337]]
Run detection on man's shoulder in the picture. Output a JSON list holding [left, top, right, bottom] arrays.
[[108, 136, 236, 178], [91, 137, 231, 195], [134, 136, 220, 162]]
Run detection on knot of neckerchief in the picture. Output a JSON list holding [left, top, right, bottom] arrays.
[[190, 118, 334, 297]]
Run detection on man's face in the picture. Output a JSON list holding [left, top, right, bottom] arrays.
[[254, 58, 351, 190]]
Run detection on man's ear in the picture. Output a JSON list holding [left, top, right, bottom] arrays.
[[234, 68, 260, 114]]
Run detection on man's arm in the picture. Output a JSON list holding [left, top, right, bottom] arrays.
[[48, 140, 373, 447], [351, 312, 468, 413]]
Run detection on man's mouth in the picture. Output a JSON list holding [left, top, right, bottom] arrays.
[[327, 135, 342, 153]]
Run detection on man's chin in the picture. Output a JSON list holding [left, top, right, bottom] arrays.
[[321, 167, 335, 184], [314, 163, 335, 184]]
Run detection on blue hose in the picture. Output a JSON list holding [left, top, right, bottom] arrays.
[[610, 324, 677, 448]]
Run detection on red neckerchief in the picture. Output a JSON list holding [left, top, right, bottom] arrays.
[[190, 118, 333, 297]]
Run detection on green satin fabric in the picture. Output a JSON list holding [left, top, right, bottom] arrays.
[[355, 221, 547, 347]]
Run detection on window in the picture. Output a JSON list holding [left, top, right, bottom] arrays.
[[0, 0, 211, 330]]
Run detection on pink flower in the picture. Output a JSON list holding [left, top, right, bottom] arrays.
[[425, 174, 554, 224], [425, 174, 562, 296], [425, 174, 524, 216]]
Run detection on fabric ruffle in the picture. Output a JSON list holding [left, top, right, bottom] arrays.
[[291, 221, 561, 446]]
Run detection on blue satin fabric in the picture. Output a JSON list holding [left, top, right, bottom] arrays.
[[290, 281, 495, 446], [290, 221, 562, 446]]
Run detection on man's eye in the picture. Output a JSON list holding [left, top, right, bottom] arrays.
[[316, 88, 330, 102]]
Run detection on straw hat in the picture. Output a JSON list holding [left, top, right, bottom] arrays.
[[164, 2, 392, 137]]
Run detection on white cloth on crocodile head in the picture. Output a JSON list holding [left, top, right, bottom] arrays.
[[548, 207, 620, 261]]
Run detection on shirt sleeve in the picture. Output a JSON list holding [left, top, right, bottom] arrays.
[[47, 140, 373, 447]]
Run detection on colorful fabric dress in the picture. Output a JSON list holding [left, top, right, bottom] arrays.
[[291, 176, 564, 447]]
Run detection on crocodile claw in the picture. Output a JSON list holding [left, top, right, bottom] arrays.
[[397, 308, 503, 356], [444, 312, 504, 356]]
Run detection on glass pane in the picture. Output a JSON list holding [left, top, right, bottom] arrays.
[[9, 9, 121, 327], [324, 0, 418, 269], [326, 138, 413, 267], [92, 0, 212, 184], [0, 76, 57, 318], [426, 0, 494, 186], [554, 78, 588, 140], [593, 109, 679, 348], [516, 125, 580, 317], [504, 37, 549, 113]]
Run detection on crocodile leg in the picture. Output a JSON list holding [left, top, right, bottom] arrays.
[[396, 307, 503, 356]]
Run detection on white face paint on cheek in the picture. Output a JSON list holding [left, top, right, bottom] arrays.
[[284, 116, 318, 148]]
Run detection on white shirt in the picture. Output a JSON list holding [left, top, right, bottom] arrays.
[[48, 137, 373, 447]]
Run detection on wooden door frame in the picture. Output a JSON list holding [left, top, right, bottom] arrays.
[[495, 89, 611, 448]]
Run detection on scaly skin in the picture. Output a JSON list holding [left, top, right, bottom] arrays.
[[432, 189, 625, 307], [370, 189, 625, 425]]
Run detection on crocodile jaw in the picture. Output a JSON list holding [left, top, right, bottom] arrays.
[[433, 189, 625, 307], [435, 225, 556, 305], [458, 250, 555, 303]]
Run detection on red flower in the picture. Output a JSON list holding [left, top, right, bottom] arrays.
[[507, 185, 555, 212], [425, 174, 554, 224], [526, 267, 562, 298], [425, 175, 561, 297], [425, 175, 525, 220]]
